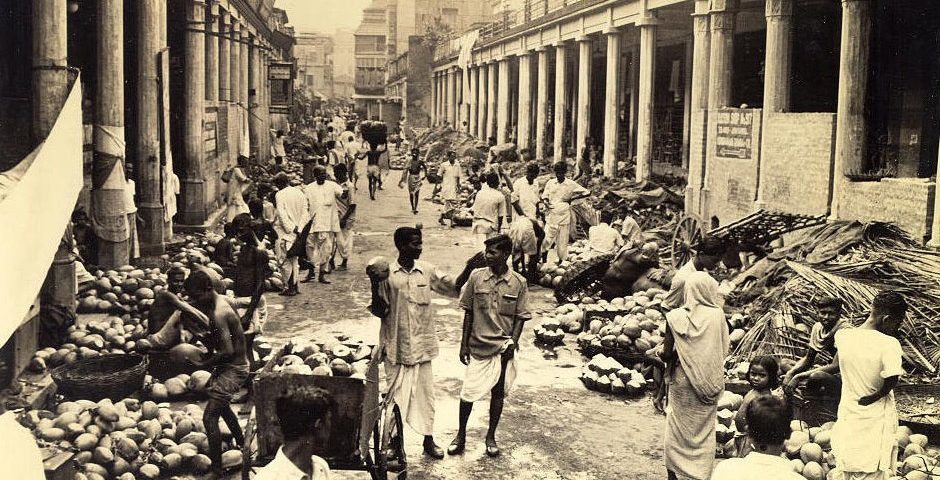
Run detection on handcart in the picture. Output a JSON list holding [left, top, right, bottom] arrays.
[[241, 344, 408, 480]]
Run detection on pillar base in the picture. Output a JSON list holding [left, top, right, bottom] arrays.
[[927, 239, 940, 250], [138, 203, 166, 257], [97, 240, 130, 270], [178, 178, 208, 226], [40, 246, 76, 309]]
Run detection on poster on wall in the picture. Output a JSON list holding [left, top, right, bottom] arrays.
[[715, 110, 753, 159]]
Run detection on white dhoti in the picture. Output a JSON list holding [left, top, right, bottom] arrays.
[[275, 236, 300, 284], [459, 353, 518, 402], [508, 217, 538, 259], [335, 227, 353, 261], [306, 231, 335, 268], [384, 360, 436, 436], [543, 219, 570, 262]]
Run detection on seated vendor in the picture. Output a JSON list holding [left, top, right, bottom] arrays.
[[783, 296, 850, 396], [587, 211, 624, 256]]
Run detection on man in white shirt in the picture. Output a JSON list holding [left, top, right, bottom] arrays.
[[828, 291, 907, 480], [253, 385, 334, 480], [510, 162, 541, 220], [587, 211, 624, 255], [273, 173, 310, 296], [471, 172, 508, 248], [437, 152, 462, 226], [540, 161, 589, 263], [712, 395, 804, 480], [304, 166, 345, 284]]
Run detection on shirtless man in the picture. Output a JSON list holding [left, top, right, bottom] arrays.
[[147, 265, 209, 335], [184, 270, 250, 479]]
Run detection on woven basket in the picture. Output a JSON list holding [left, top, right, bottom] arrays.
[[52, 354, 148, 401], [785, 389, 839, 427], [896, 384, 940, 444]]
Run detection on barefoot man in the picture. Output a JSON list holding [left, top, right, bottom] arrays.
[[184, 270, 249, 479], [448, 234, 530, 457], [367, 226, 458, 460]]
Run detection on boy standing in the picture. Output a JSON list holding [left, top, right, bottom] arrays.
[[711, 395, 804, 479], [829, 291, 907, 480], [449, 234, 530, 458]]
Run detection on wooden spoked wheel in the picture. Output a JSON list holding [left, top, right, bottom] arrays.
[[671, 214, 705, 268]]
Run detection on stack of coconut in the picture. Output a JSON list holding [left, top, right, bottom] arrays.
[[269, 337, 372, 379], [579, 353, 651, 396], [536, 240, 594, 288], [23, 397, 242, 480], [28, 315, 150, 373], [533, 303, 584, 346]]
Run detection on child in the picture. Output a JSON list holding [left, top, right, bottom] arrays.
[[784, 296, 850, 395], [712, 395, 804, 479], [733, 355, 781, 457], [212, 222, 238, 278]]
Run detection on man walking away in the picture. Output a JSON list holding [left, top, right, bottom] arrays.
[[471, 172, 508, 248], [830, 291, 907, 480], [449, 234, 530, 458], [541, 161, 589, 263], [304, 165, 345, 284], [367, 227, 459, 460], [333, 163, 357, 272], [254, 385, 334, 480], [183, 270, 249, 479], [273, 173, 309, 296]]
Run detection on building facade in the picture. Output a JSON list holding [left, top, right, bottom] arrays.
[[295, 32, 335, 99], [354, 0, 389, 118], [430, 0, 940, 245]]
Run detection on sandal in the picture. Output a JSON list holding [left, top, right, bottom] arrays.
[[485, 438, 500, 457]]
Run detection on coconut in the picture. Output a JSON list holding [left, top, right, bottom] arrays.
[[304, 352, 331, 369], [802, 461, 825, 480], [164, 378, 187, 397], [312, 365, 333, 376], [330, 358, 353, 377], [800, 442, 824, 464]]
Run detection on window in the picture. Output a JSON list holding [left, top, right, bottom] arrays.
[[355, 35, 386, 54]]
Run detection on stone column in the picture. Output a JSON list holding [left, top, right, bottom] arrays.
[[449, 67, 458, 127], [33, 0, 76, 325], [469, 66, 478, 137], [430, 73, 437, 126], [763, 0, 793, 113], [179, 0, 207, 226], [487, 61, 498, 142], [708, 0, 737, 109], [477, 65, 488, 139], [686, 0, 710, 212], [930, 142, 940, 248], [576, 36, 592, 161], [517, 52, 532, 151], [240, 28, 249, 106], [636, 14, 659, 182], [205, 1, 219, 102], [93, 0, 129, 267], [603, 27, 622, 178], [137, 0, 165, 255], [535, 47, 549, 160], [249, 36, 263, 160], [830, 0, 871, 219], [497, 57, 511, 143], [230, 21, 240, 106], [218, 9, 230, 101], [553, 42, 568, 161]]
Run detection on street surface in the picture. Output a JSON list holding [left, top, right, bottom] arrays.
[[260, 154, 666, 479]]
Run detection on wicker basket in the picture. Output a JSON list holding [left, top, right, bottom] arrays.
[[785, 389, 839, 427], [52, 354, 148, 401], [896, 384, 940, 445]]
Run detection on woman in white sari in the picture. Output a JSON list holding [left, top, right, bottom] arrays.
[[661, 271, 729, 480]]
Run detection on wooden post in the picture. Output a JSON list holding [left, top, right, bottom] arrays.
[[603, 28, 622, 178], [179, 0, 207, 226], [830, 0, 871, 219], [93, 0, 130, 267]]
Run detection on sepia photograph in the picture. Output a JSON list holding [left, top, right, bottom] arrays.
[[0, 0, 938, 478]]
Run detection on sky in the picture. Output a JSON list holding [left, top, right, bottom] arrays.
[[276, 0, 373, 35]]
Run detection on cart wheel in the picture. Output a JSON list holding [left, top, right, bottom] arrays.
[[390, 406, 407, 477], [671, 214, 705, 269], [241, 409, 257, 480]]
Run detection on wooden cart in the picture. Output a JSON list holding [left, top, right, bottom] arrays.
[[241, 345, 408, 480]]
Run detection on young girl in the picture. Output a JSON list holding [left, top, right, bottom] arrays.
[[733, 355, 781, 457]]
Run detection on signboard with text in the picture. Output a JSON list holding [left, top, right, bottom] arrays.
[[715, 110, 753, 159]]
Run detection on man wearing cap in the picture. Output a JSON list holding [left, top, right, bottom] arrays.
[[367, 226, 458, 460], [541, 161, 589, 263], [449, 233, 531, 458]]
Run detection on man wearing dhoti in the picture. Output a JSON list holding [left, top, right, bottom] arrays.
[[367, 226, 458, 460], [437, 151, 462, 227], [448, 234, 531, 458], [830, 291, 907, 480]]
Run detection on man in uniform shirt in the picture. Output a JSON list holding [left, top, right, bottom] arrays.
[[304, 166, 345, 284], [471, 172, 508, 248], [367, 226, 459, 460], [449, 234, 531, 458], [540, 161, 590, 263]]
